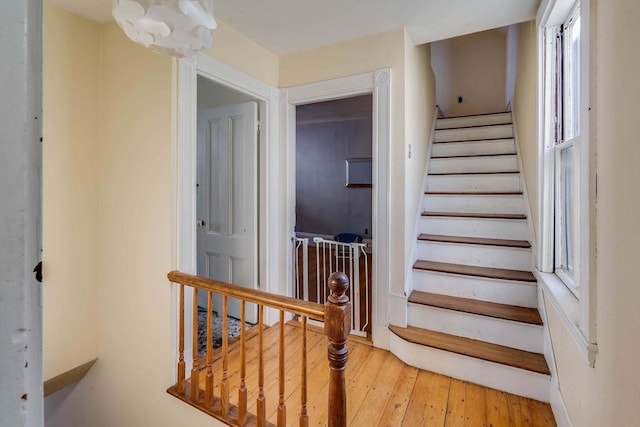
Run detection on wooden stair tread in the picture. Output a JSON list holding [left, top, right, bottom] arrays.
[[422, 211, 526, 220], [425, 191, 523, 195], [413, 260, 536, 282], [418, 234, 531, 248], [433, 137, 515, 144], [431, 153, 517, 159], [428, 171, 520, 176], [389, 325, 550, 375], [436, 123, 513, 130], [438, 111, 510, 119], [409, 291, 542, 325]]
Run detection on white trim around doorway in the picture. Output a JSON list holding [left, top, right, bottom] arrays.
[[173, 53, 282, 380], [280, 69, 392, 349]]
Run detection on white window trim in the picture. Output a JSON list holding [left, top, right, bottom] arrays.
[[537, 0, 597, 366]]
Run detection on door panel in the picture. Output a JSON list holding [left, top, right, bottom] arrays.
[[197, 102, 258, 323]]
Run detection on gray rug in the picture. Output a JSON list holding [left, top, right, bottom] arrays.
[[197, 308, 253, 358]]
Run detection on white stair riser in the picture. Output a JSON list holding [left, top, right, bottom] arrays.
[[419, 217, 528, 240], [436, 113, 512, 130], [423, 194, 525, 214], [432, 139, 516, 157], [435, 124, 514, 143], [430, 155, 518, 174], [416, 241, 532, 270], [412, 270, 538, 308], [389, 334, 550, 402], [426, 173, 521, 193], [408, 304, 543, 353]]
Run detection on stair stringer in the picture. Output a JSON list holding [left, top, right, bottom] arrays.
[[511, 112, 538, 271], [512, 113, 570, 421], [396, 108, 438, 327]]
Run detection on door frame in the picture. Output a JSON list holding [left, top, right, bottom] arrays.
[[174, 54, 281, 376], [281, 69, 392, 348]]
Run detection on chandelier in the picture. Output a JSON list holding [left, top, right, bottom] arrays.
[[112, 0, 217, 58]]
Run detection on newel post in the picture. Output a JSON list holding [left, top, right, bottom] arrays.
[[325, 272, 351, 427]]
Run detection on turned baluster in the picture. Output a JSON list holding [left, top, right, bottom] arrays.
[[325, 272, 351, 427], [176, 284, 186, 394], [238, 300, 247, 425], [190, 287, 200, 402], [299, 316, 309, 427], [257, 304, 266, 427], [204, 291, 214, 407], [221, 295, 230, 417], [278, 310, 286, 426]]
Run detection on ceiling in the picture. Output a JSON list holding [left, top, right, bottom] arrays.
[[48, 0, 539, 55]]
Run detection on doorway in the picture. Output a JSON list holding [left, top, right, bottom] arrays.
[[293, 95, 374, 337], [196, 76, 260, 326]]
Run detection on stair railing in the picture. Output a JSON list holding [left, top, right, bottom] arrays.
[[167, 270, 351, 427]]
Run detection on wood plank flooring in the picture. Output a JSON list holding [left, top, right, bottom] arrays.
[[193, 321, 556, 426]]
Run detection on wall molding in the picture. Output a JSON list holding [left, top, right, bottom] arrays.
[[281, 69, 392, 349], [174, 53, 281, 381]]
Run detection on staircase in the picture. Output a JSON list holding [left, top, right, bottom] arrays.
[[389, 112, 550, 402]]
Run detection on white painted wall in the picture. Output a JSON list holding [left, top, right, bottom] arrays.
[[197, 75, 257, 110], [431, 29, 507, 116], [403, 35, 436, 297], [548, 1, 640, 425], [512, 21, 538, 235], [0, 1, 43, 426], [505, 24, 519, 109], [513, 1, 640, 425]]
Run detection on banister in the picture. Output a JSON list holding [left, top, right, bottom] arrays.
[[167, 270, 350, 427], [167, 270, 325, 321]]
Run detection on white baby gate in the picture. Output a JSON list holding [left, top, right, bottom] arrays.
[[294, 236, 370, 337]]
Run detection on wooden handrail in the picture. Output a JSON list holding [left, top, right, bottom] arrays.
[[166, 270, 350, 427], [167, 271, 325, 321]]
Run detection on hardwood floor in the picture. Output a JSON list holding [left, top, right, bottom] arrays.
[[194, 321, 556, 426]]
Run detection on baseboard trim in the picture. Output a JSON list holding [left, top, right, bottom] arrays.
[[549, 375, 573, 427]]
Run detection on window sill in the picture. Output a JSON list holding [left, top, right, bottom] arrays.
[[535, 270, 597, 367]]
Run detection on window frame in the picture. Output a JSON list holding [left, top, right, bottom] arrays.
[[537, 0, 597, 366]]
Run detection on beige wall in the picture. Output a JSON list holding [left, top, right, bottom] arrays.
[[42, 3, 100, 381], [203, 19, 279, 87], [44, 6, 276, 426], [512, 21, 538, 236], [280, 29, 410, 293], [46, 19, 213, 427], [404, 34, 436, 281], [545, 1, 640, 425], [431, 30, 507, 116]]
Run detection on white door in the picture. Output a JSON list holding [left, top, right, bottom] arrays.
[[197, 102, 258, 323]]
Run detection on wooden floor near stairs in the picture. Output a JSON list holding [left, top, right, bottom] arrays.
[[195, 321, 556, 426]]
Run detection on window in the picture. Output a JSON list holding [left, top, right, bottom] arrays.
[[538, 0, 596, 364], [554, 3, 581, 295]]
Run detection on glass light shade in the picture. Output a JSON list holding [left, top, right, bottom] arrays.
[[112, 0, 217, 58]]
